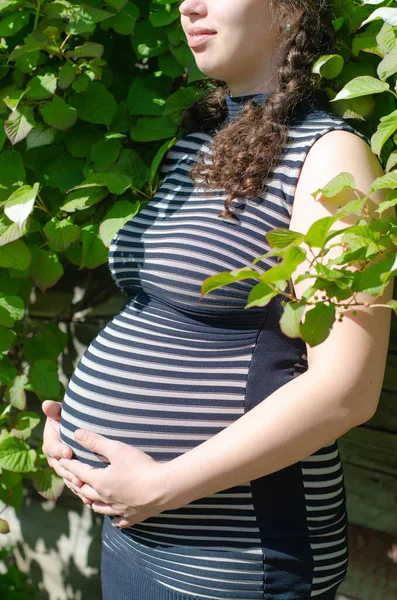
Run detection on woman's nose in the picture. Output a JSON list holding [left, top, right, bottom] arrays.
[[179, 0, 208, 17]]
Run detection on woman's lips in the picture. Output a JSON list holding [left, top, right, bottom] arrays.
[[187, 32, 217, 49]]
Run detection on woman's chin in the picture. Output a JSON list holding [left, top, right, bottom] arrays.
[[193, 61, 229, 82]]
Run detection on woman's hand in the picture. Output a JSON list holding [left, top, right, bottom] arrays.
[[58, 429, 170, 528], [41, 400, 92, 506]]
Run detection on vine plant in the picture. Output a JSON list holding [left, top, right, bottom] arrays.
[[0, 0, 396, 534]]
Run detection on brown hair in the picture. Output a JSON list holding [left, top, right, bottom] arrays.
[[181, 0, 336, 223]]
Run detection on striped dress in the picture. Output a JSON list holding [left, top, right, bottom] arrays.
[[59, 90, 371, 600]]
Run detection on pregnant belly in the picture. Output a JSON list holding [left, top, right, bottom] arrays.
[[59, 296, 259, 467]]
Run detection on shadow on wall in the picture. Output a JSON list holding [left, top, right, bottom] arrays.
[[0, 480, 103, 600]]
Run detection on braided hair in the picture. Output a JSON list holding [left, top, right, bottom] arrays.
[[182, 0, 336, 223]]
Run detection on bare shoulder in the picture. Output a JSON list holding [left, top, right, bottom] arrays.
[[288, 128, 395, 423], [291, 128, 395, 232]]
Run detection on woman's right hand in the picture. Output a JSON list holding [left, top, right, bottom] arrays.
[[41, 400, 89, 501]]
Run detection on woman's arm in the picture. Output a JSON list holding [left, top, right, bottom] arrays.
[[58, 130, 394, 527], [157, 130, 394, 512]]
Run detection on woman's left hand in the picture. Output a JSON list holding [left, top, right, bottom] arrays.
[[58, 429, 169, 528]]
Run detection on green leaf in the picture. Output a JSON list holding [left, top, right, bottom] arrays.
[[81, 224, 109, 269], [246, 283, 278, 309], [0, 84, 25, 111], [110, 149, 149, 189], [105, 0, 128, 10], [158, 52, 185, 78], [266, 228, 304, 249], [387, 299, 397, 315], [43, 217, 81, 250], [376, 22, 397, 55], [370, 109, 397, 156], [0, 11, 30, 37], [65, 123, 103, 157], [352, 30, 384, 59], [127, 75, 168, 116], [311, 172, 356, 200], [99, 199, 140, 247], [29, 359, 61, 399], [26, 124, 56, 150], [32, 468, 64, 501], [91, 137, 122, 171], [29, 248, 64, 292], [72, 73, 93, 93], [201, 267, 261, 297], [58, 62, 78, 89], [65, 41, 104, 59], [27, 73, 58, 100], [0, 295, 24, 328], [0, 469, 24, 510], [67, 172, 132, 195], [41, 153, 85, 193], [279, 301, 305, 338], [47, 3, 114, 35], [131, 19, 168, 58], [6, 373, 28, 410], [24, 324, 67, 362], [312, 54, 344, 79], [377, 48, 397, 80], [301, 302, 336, 347], [130, 116, 177, 141], [361, 8, 397, 28], [4, 106, 36, 144], [163, 86, 199, 123], [101, 1, 138, 35], [0, 355, 17, 387], [0, 437, 36, 472], [304, 217, 337, 248], [331, 95, 376, 121], [370, 169, 397, 192], [385, 151, 397, 173], [69, 82, 117, 125], [334, 197, 368, 218], [375, 190, 397, 214], [41, 95, 78, 130], [0, 239, 31, 270], [352, 257, 395, 295], [11, 411, 40, 440], [149, 137, 177, 185], [60, 186, 109, 213], [169, 43, 194, 68], [330, 76, 390, 102], [149, 4, 180, 27], [4, 182, 39, 228], [0, 328, 17, 353], [65, 241, 82, 266], [0, 214, 28, 247]]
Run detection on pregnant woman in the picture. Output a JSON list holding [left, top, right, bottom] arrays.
[[42, 0, 393, 598]]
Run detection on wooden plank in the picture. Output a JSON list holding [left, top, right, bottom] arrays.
[[337, 523, 397, 600], [342, 463, 397, 534], [366, 390, 397, 433], [388, 310, 397, 353], [339, 426, 397, 477], [382, 351, 397, 393]]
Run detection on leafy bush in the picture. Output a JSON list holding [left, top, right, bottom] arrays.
[[0, 546, 37, 600], [0, 0, 396, 531]]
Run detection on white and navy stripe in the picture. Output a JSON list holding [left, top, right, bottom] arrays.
[[60, 92, 371, 599]]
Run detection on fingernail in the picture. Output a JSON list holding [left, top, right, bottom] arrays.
[[75, 430, 85, 441], [62, 448, 70, 457]]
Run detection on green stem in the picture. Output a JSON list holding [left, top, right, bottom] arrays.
[[33, 0, 42, 32]]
